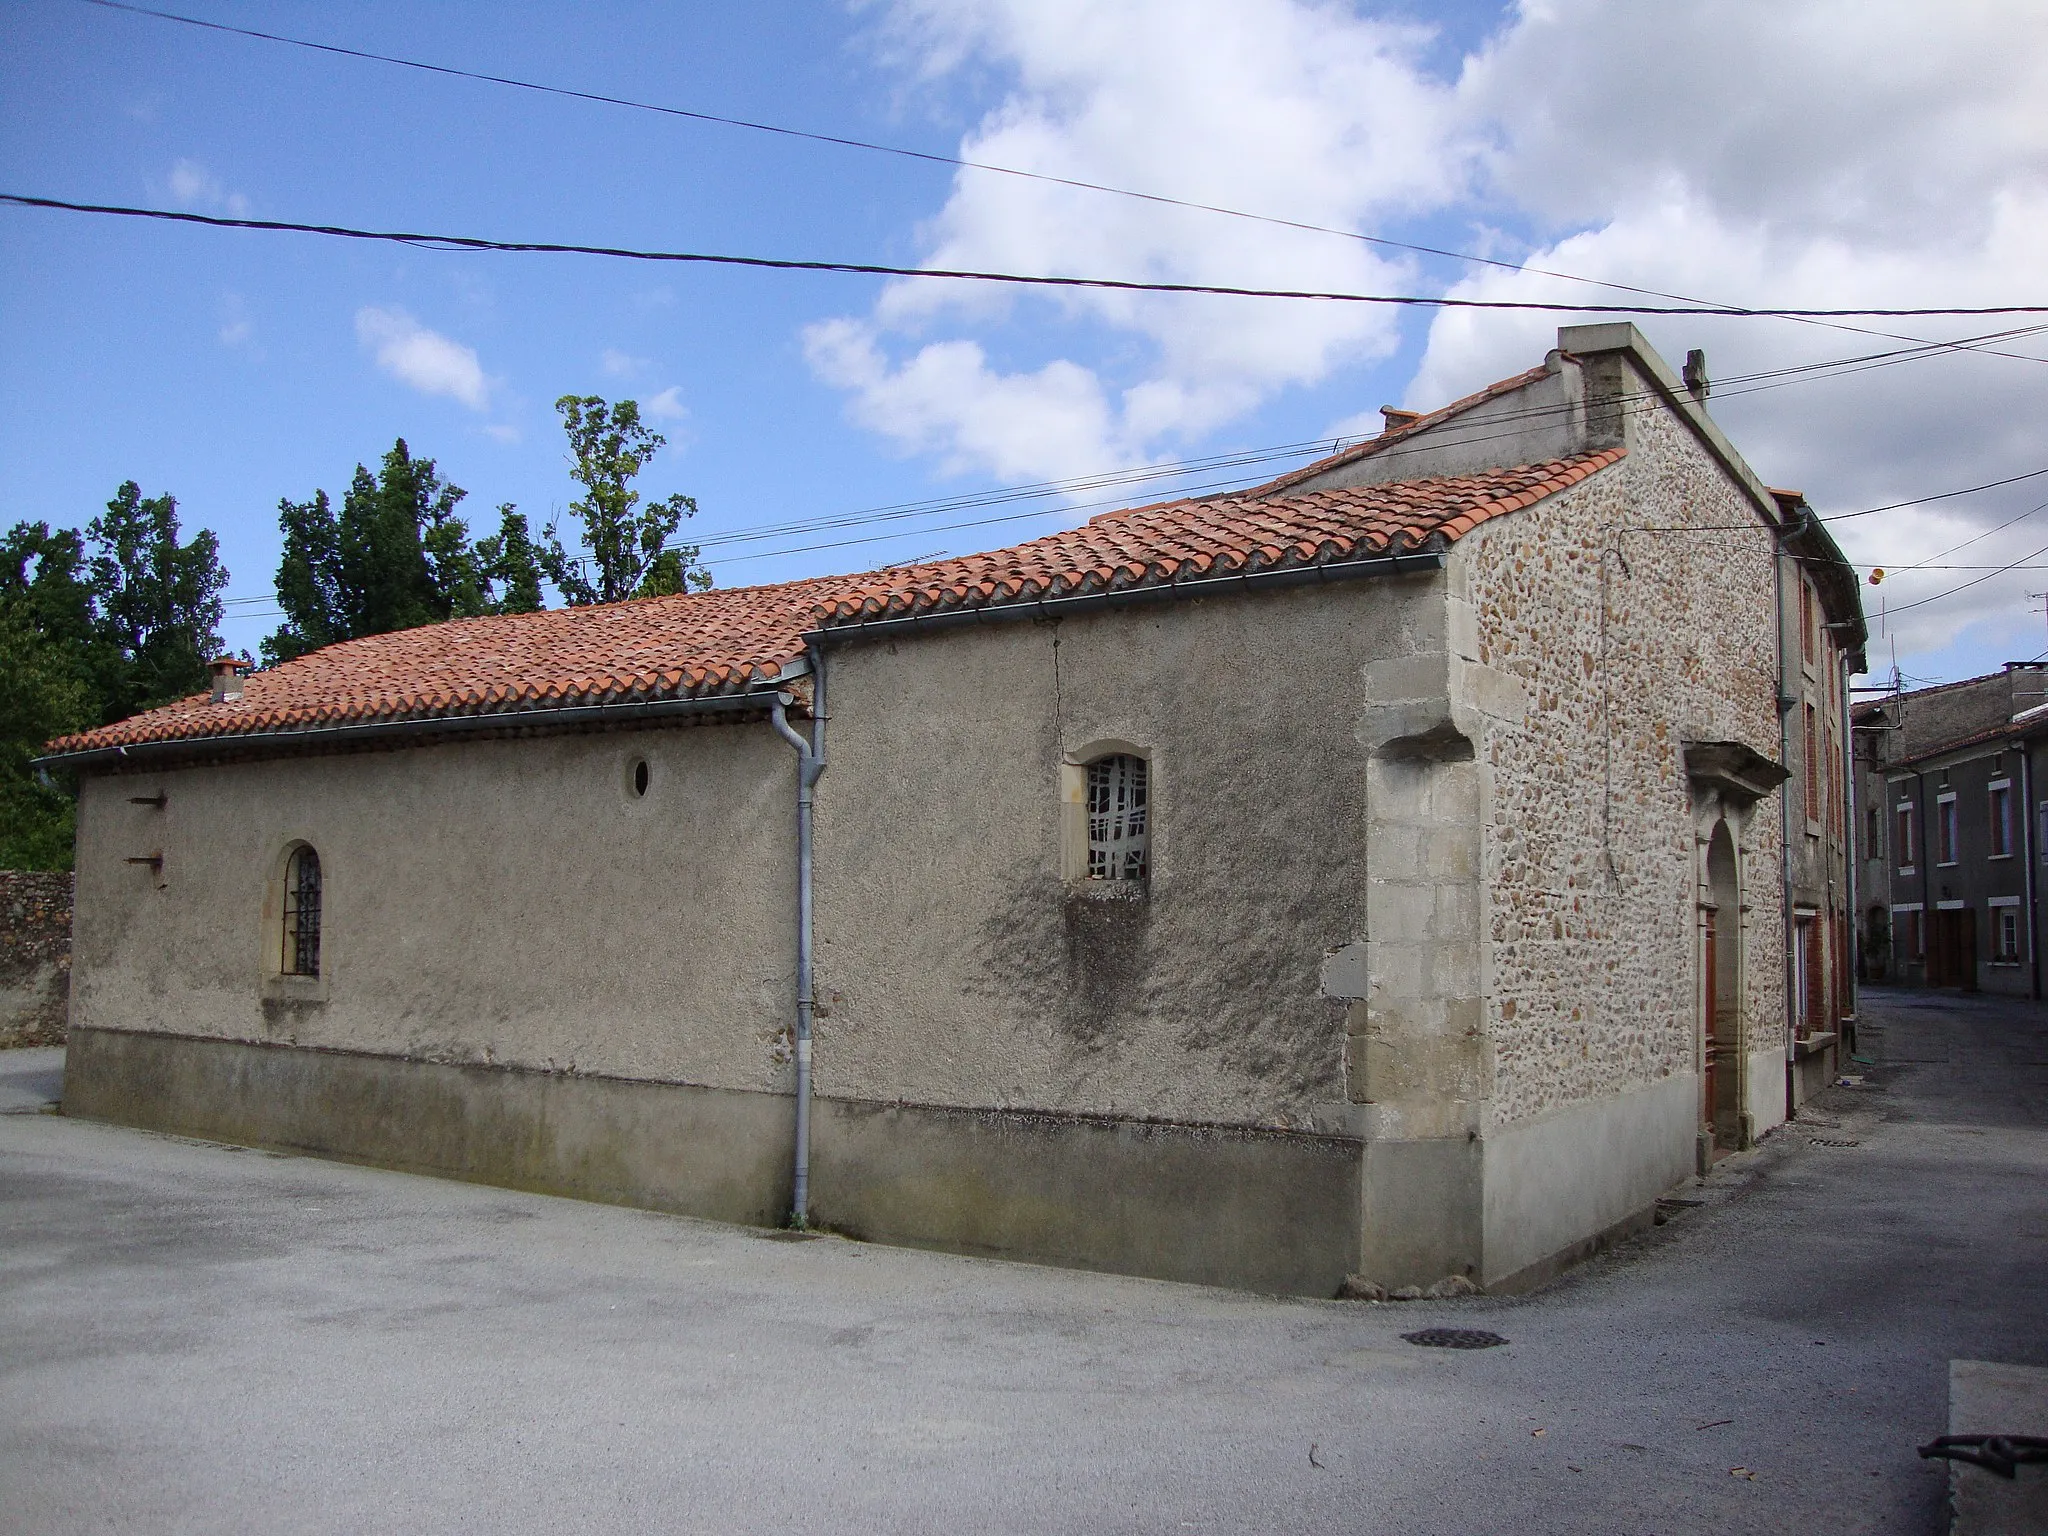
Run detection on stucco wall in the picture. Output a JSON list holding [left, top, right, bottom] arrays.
[[1456, 373, 1787, 1133], [69, 724, 799, 1089], [811, 576, 1440, 1130]]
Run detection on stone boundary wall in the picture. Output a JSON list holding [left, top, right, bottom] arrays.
[[2, 871, 73, 1049]]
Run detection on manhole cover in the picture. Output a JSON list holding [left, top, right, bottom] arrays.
[[1810, 1138, 1861, 1148], [1402, 1328, 1508, 1350]]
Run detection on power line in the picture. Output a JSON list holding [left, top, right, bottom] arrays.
[[8, 194, 2047, 319], [77, 0, 2048, 369]]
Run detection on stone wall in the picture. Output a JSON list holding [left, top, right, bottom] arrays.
[[1, 871, 73, 1048], [1460, 382, 1786, 1131]]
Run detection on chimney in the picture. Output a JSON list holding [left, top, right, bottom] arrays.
[[1682, 349, 1710, 400], [1380, 406, 1422, 434], [209, 656, 247, 703]]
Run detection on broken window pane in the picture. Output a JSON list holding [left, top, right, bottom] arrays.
[[1086, 755, 1149, 881]]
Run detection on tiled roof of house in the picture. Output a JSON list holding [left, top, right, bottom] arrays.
[[45, 447, 1623, 757], [1245, 365, 1554, 497]]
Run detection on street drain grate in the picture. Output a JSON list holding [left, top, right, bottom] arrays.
[[1402, 1328, 1508, 1350], [1810, 1138, 1862, 1147]]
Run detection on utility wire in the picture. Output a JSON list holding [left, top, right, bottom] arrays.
[[76, 0, 2048, 367], [7, 194, 2047, 319]]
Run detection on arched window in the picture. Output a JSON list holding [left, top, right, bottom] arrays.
[[1086, 754, 1149, 881], [283, 846, 322, 977]]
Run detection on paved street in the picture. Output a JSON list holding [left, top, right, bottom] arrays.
[[3, 990, 2044, 1535]]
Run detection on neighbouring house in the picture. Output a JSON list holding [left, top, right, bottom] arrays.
[[40, 323, 1863, 1298], [1854, 664, 2048, 998]]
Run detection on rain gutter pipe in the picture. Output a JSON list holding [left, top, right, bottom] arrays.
[[30, 689, 784, 773], [801, 549, 1446, 649], [767, 657, 827, 1228]]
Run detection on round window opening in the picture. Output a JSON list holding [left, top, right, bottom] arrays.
[[632, 759, 651, 797]]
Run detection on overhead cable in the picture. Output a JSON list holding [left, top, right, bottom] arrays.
[[7, 194, 2046, 319]]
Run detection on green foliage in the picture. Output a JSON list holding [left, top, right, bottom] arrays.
[[87, 483, 229, 719], [475, 505, 546, 615], [1, 490, 229, 870], [263, 441, 548, 665], [540, 395, 709, 606], [0, 604, 89, 870]]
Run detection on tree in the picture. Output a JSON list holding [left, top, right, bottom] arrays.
[[1, 490, 229, 870], [264, 442, 548, 665], [475, 505, 546, 615], [540, 395, 709, 605], [87, 482, 228, 719]]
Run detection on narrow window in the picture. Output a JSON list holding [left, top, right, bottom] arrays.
[[1998, 908, 2021, 962], [1897, 802, 1915, 871], [1937, 795, 1959, 865], [2039, 800, 2048, 863], [1866, 805, 1880, 856], [1085, 754, 1149, 881], [1803, 704, 1819, 823], [1989, 781, 2013, 857], [283, 846, 322, 977]]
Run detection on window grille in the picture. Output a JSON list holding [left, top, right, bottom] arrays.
[[1086, 755, 1150, 880], [283, 846, 322, 977]]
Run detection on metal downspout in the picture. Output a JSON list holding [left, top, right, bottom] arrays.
[[767, 657, 828, 1227], [2024, 740, 2039, 1000], [1839, 652, 1858, 1051], [1775, 538, 1797, 1113]]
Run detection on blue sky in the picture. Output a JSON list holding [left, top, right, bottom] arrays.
[[3, 0, 2045, 682]]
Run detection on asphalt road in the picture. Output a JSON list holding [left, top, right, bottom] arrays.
[[2, 988, 2043, 1534]]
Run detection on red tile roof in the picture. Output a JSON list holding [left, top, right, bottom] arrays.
[[1247, 364, 1554, 498], [45, 448, 1623, 757]]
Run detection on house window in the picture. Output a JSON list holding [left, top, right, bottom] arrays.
[[1803, 704, 1820, 824], [2039, 800, 2048, 863], [1896, 802, 1916, 871], [1996, 907, 2021, 963], [1866, 804, 1881, 857], [1799, 580, 1815, 664], [1936, 794, 1959, 866], [1085, 754, 1150, 881], [1989, 780, 2013, 857], [283, 845, 322, 977]]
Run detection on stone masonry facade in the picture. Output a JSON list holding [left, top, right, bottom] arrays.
[[1464, 393, 1785, 1129], [2, 871, 73, 1049]]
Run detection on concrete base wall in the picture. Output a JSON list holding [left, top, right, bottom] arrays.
[[1482, 1072, 1697, 1289], [1748, 1045, 1790, 1139], [62, 1027, 1362, 1298]]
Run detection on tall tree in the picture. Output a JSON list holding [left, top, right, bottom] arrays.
[[475, 505, 546, 615], [540, 396, 709, 605], [1, 492, 229, 869], [264, 443, 548, 665], [87, 482, 228, 718]]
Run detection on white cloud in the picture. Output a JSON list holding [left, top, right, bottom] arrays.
[[165, 158, 249, 217], [820, 0, 2048, 674], [640, 385, 689, 423], [602, 348, 651, 378], [482, 423, 522, 444], [1408, 0, 2048, 667], [217, 292, 257, 353], [815, 0, 1473, 487], [354, 306, 491, 411]]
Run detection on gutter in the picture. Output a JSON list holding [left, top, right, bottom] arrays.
[[30, 688, 787, 773], [766, 662, 828, 1229], [803, 549, 1446, 648]]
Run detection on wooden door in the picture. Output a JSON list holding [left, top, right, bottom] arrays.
[[1703, 919, 1719, 1129]]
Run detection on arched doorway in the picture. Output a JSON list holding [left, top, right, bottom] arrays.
[[1702, 823, 1741, 1151]]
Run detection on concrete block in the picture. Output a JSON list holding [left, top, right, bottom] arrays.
[[1946, 1359, 2048, 1536], [1454, 660, 1529, 724], [1360, 1135, 1483, 1289], [1364, 653, 1448, 704], [1320, 941, 1370, 1000]]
